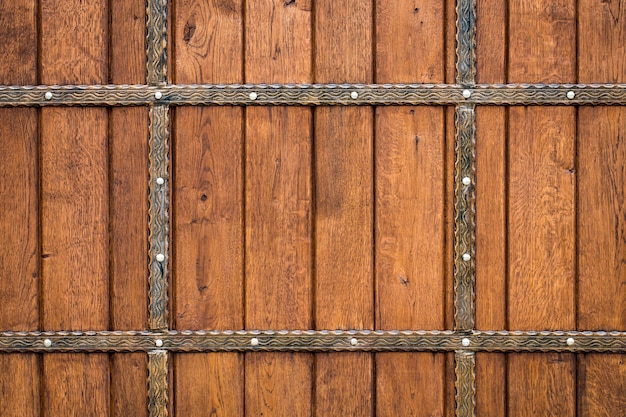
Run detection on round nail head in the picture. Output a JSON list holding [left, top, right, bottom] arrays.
[[350, 91, 358, 99], [156, 253, 165, 262], [350, 338, 358, 346], [462, 253, 471, 262], [566, 337, 575, 346], [462, 89, 471, 98], [154, 91, 162, 100], [566, 91, 575, 100], [462, 338, 470, 347], [155, 339, 163, 347], [156, 177, 165, 185], [45, 92, 53, 100], [462, 176, 471, 186], [44, 339, 52, 347], [249, 92, 258, 100], [251, 338, 259, 346]]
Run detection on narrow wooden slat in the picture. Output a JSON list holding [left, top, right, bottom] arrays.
[[315, 1, 373, 416], [244, 3, 313, 416], [173, 1, 243, 416], [40, 1, 109, 416], [110, 2, 149, 416], [375, 4, 446, 413], [475, 1, 507, 415], [507, 1, 576, 416], [578, 1, 626, 415]]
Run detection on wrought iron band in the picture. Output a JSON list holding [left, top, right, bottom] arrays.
[[455, 351, 476, 417], [456, 0, 476, 85], [148, 104, 170, 330], [0, 330, 624, 353], [148, 351, 169, 417], [0, 84, 625, 106], [146, 0, 167, 85]]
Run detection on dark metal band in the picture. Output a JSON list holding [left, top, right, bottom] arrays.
[[455, 351, 476, 417], [453, 105, 476, 331], [146, 0, 167, 85], [456, 0, 476, 85], [148, 350, 169, 417], [0, 84, 625, 106], [0, 330, 624, 353]]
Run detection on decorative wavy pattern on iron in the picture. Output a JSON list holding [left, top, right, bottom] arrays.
[[148, 105, 170, 330], [455, 351, 476, 417], [1, 84, 626, 106], [0, 330, 624, 352], [147, 0, 167, 85], [455, 0, 476, 85], [148, 351, 169, 417], [454, 105, 476, 331]]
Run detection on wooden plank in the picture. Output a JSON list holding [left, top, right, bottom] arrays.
[[578, 2, 626, 415], [173, 1, 244, 416], [475, 1, 507, 415], [244, 4, 313, 416], [110, 3, 148, 417], [315, 2, 373, 416], [508, 1, 576, 416], [40, 1, 109, 416], [0, 3, 39, 416]]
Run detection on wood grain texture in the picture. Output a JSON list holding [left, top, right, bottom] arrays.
[[173, 1, 244, 416], [110, 3, 148, 416], [578, 2, 626, 414]]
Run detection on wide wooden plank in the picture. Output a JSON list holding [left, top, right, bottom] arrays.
[[507, 1, 576, 416], [578, 1, 626, 414], [110, 2, 148, 416], [173, 1, 244, 416], [315, 2, 373, 416], [40, 1, 109, 416]]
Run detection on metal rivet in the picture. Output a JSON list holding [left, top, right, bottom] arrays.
[[251, 338, 259, 346], [154, 91, 163, 100], [350, 91, 359, 99], [462, 338, 470, 347], [249, 92, 258, 100], [156, 177, 165, 185], [350, 338, 358, 346], [44, 92, 53, 100], [462, 253, 471, 262], [462, 176, 471, 186], [155, 339, 163, 347], [566, 337, 575, 346], [462, 89, 471, 98], [156, 253, 165, 262], [44, 339, 52, 347], [566, 91, 575, 100]]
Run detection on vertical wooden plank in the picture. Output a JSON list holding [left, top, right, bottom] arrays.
[[173, 1, 243, 416], [475, 1, 507, 416], [110, 2, 149, 417], [244, 3, 313, 417], [375, 3, 446, 416], [315, 1, 373, 416], [0, 3, 39, 416], [578, 2, 626, 415], [508, 1, 576, 416], [40, 1, 109, 416]]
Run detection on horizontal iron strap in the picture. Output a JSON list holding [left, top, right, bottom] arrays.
[[0, 330, 624, 353], [0, 84, 626, 106]]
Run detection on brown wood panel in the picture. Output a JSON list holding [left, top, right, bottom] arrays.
[[508, 1, 576, 415], [0, 3, 40, 416], [315, 2, 373, 416], [40, 2, 109, 416], [110, 3, 149, 416], [173, 1, 244, 416], [578, 2, 626, 414]]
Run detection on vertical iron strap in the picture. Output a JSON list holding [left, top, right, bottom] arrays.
[[455, 0, 476, 86], [148, 350, 169, 417], [147, 0, 168, 85], [455, 351, 476, 417]]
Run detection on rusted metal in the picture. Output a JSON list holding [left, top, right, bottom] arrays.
[[1, 83, 626, 106]]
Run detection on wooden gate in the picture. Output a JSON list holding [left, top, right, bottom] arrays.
[[0, 0, 625, 416]]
